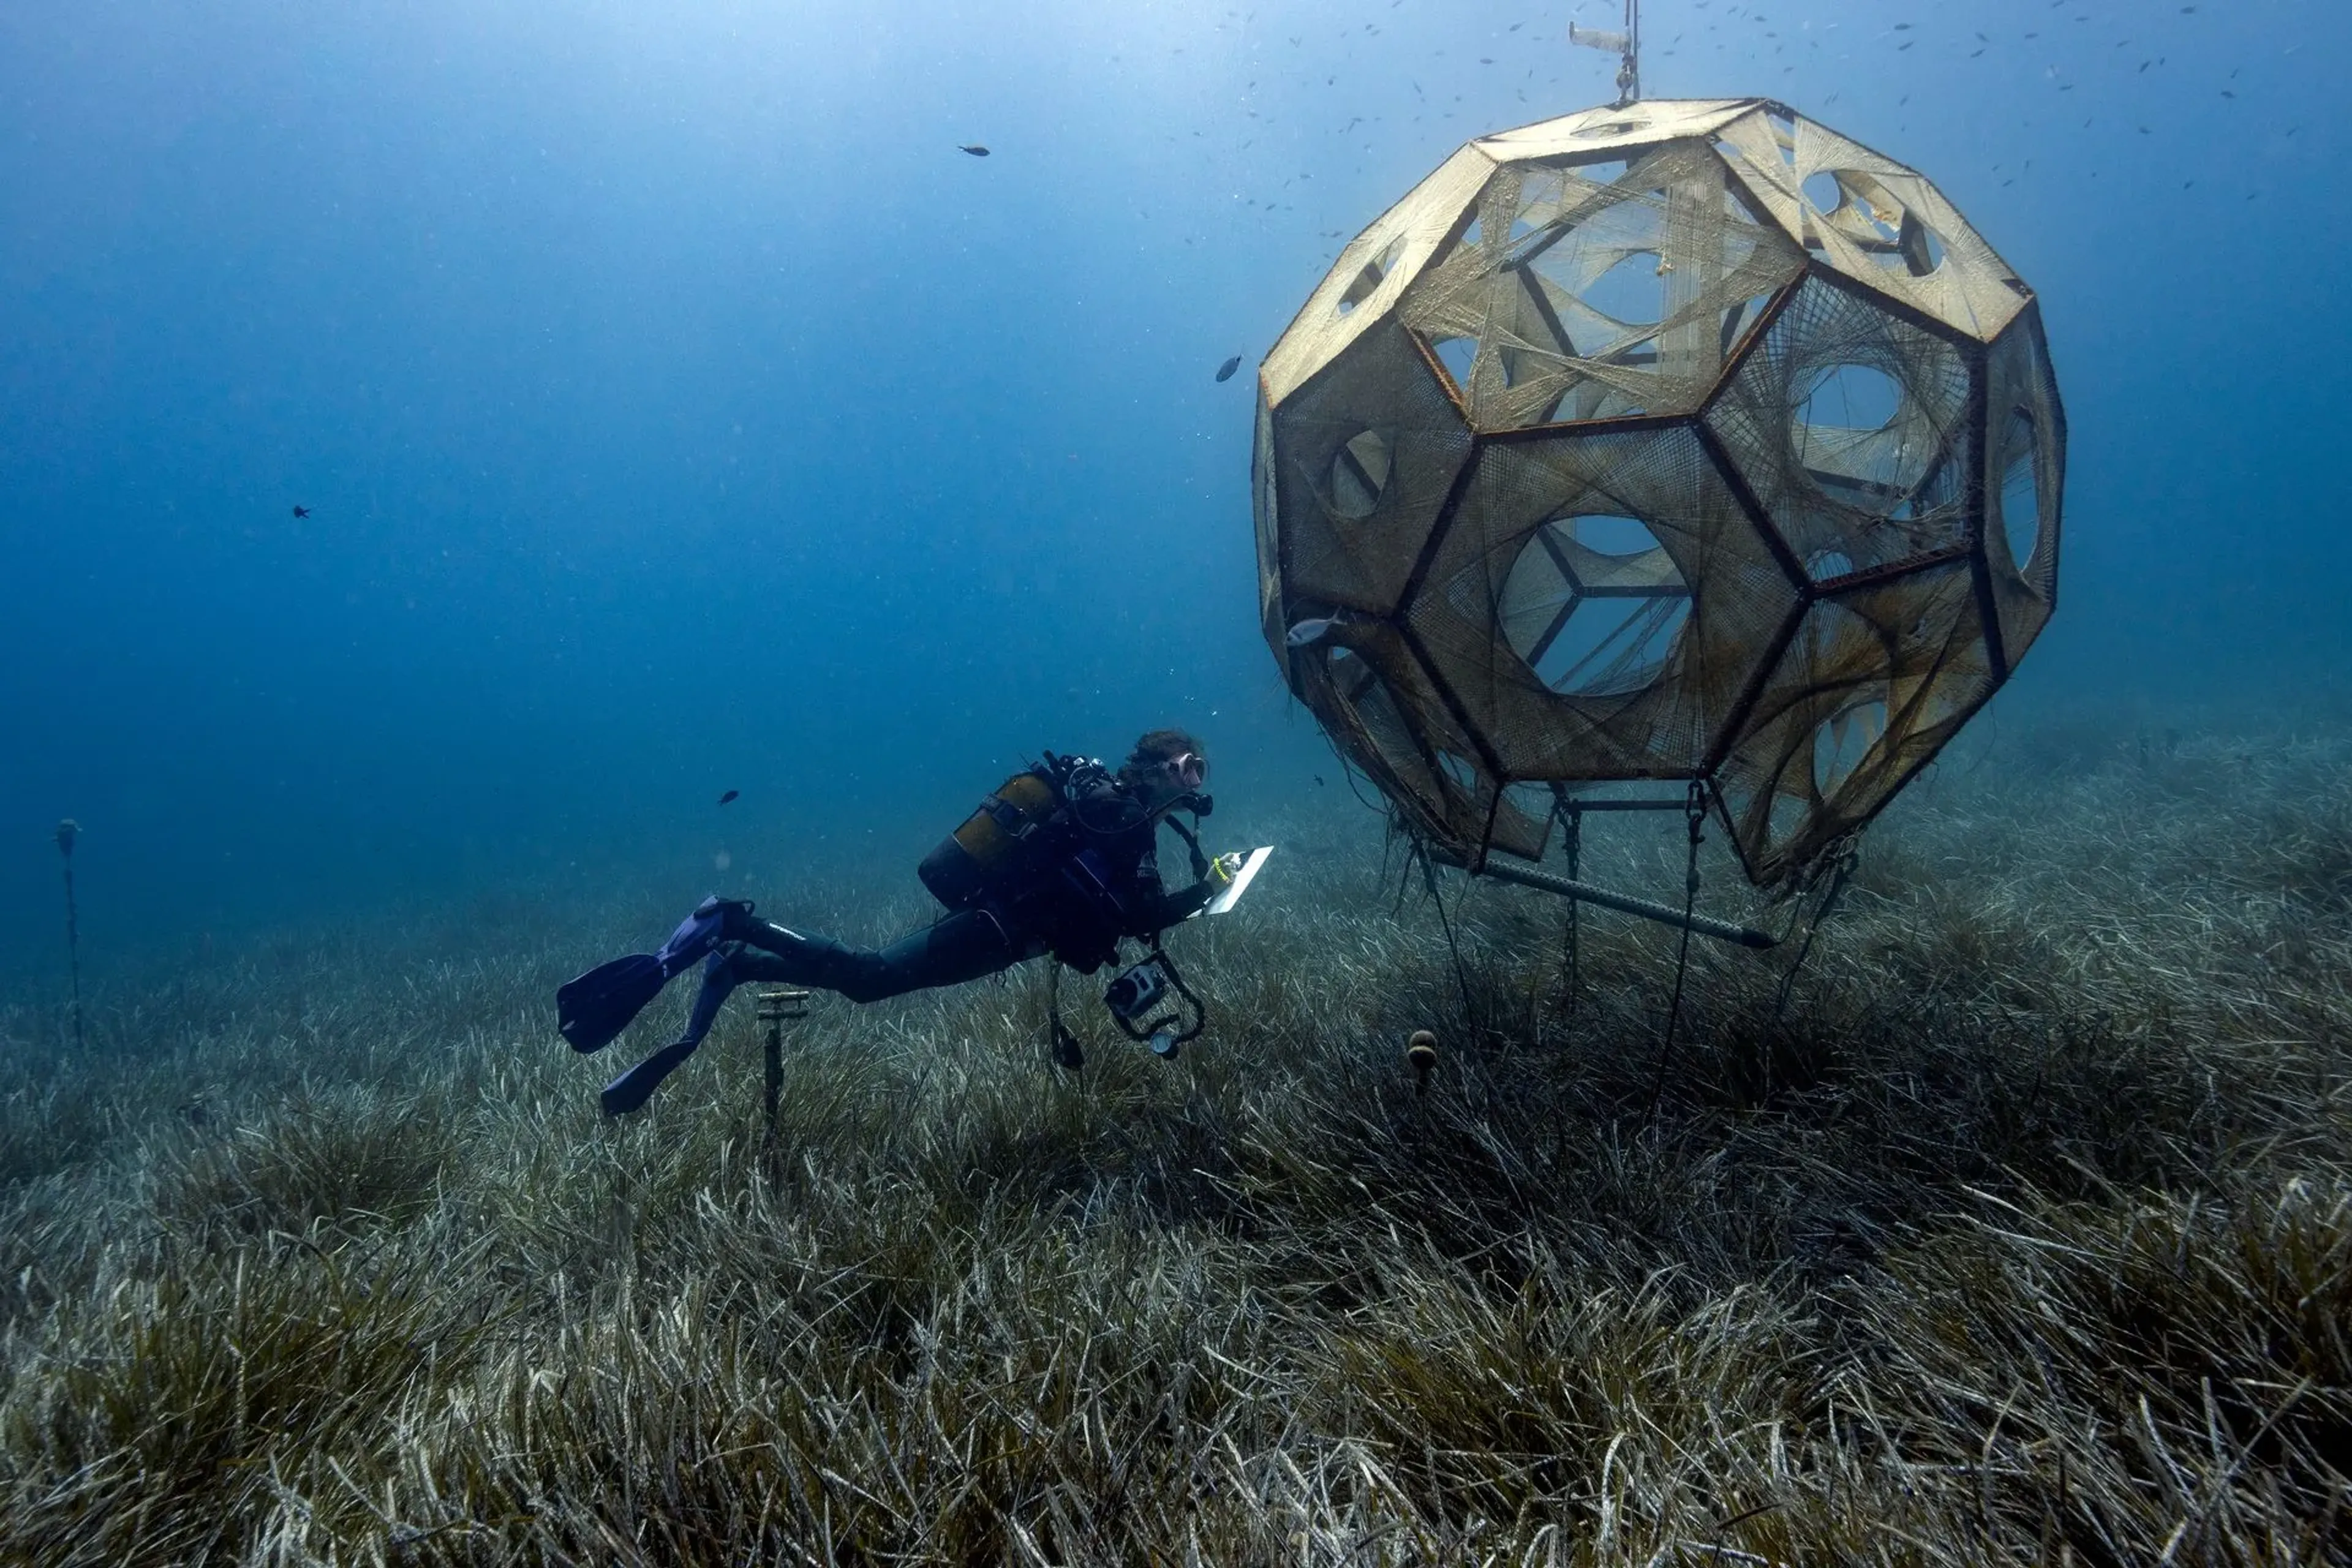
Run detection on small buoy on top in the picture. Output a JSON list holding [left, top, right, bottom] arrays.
[[1407, 1029, 1438, 1093]]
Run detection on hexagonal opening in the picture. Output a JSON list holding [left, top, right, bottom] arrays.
[[1500, 513, 1691, 697], [1792, 363, 1932, 508]]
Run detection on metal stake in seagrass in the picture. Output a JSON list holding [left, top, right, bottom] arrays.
[[755, 989, 809, 1150], [55, 820, 82, 1052]]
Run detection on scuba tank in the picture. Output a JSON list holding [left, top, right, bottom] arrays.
[[918, 768, 1063, 911], [918, 753, 1211, 971]]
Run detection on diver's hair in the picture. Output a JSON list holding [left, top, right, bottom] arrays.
[[1118, 728, 1205, 788]]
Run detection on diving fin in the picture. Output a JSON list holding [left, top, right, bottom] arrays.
[[554, 894, 747, 1054], [557, 954, 667, 1054], [600, 1037, 701, 1116], [597, 948, 742, 1115]]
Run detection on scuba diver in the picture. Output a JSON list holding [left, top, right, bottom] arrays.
[[558, 730, 1248, 1114]]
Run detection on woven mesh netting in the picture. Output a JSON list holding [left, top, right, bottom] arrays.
[[1256, 99, 2064, 888]]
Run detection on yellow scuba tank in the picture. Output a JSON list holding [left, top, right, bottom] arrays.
[[918, 769, 1063, 910]]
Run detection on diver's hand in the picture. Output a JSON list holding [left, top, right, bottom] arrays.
[[1208, 852, 1247, 888]]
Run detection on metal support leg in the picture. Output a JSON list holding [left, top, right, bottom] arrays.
[[755, 990, 809, 1148]]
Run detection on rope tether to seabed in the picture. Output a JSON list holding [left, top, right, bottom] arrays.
[[1555, 803, 1584, 1033], [1754, 837, 1862, 1100], [1771, 837, 1861, 1030], [1642, 780, 1711, 1123], [1420, 839, 1482, 1035]]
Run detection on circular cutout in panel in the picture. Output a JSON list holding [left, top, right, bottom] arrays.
[[1327, 430, 1391, 519], [1500, 514, 1691, 698], [1806, 549, 1857, 582], [1800, 170, 1844, 219], [1335, 237, 1406, 317], [1574, 513, 1662, 556], [1582, 249, 1665, 326], [1797, 363, 1900, 431], [1575, 116, 1648, 140], [1812, 696, 1888, 799], [1792, 363, 1931, 508], [1998, 409, 2041, 575], [1804, 170, 1948, 278]]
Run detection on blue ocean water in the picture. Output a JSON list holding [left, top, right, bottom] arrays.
[[2, 0, 2344, 974]]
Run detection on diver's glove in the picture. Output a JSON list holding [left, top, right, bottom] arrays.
[[1206, 852, 1247, 889]]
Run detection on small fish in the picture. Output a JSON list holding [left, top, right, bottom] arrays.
[[717, 789, 739, 806], [291, 505, 311, 519], [1215, 355, 1243, 383], [1286, 616, 1341, 648], [957, 144, 990, 157], [1314, 775, 1326, 786]]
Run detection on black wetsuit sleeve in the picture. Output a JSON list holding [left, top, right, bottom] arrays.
[[1059, 760, 1215, 938], [1120, 835, 1216, 934]]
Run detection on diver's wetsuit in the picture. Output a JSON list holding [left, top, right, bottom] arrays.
[[675, 760, 1213, 1043]]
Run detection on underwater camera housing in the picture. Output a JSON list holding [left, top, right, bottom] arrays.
[[1102, 949, 1204, 1059], [1102, 961, 1166, 1022]]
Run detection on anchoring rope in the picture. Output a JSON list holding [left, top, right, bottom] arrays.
[[1642, 778, 1708, 1121], [1768, 835, 1860, 1031], [1421, 840, 1482, 1032], [1554, 799, 1584, 1033]]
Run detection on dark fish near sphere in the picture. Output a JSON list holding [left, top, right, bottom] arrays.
[[1215, 355, 1243, 383], [291, 505, 311, 518], [717, 790, 739, 806], [958, 144, 990, 157]]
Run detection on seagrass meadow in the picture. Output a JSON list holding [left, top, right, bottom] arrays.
[[2, 710, 2349, 1566]]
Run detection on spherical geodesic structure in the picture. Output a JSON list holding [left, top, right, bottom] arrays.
[[1256, 98, 2063, 888]]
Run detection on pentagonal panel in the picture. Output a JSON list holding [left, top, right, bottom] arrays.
[[1704, 273, 1973, 584], [1712, 104, 2028, 344], [1979, 306, 2064, 671], [1475, 98, 1762, 163], [1262, 144, 1494, 409], [1401, 141, 1805, 431], [1713, 557, 1996, 881], [1404, 421, 1801, 783], [1265, 318, 1476, 618]]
